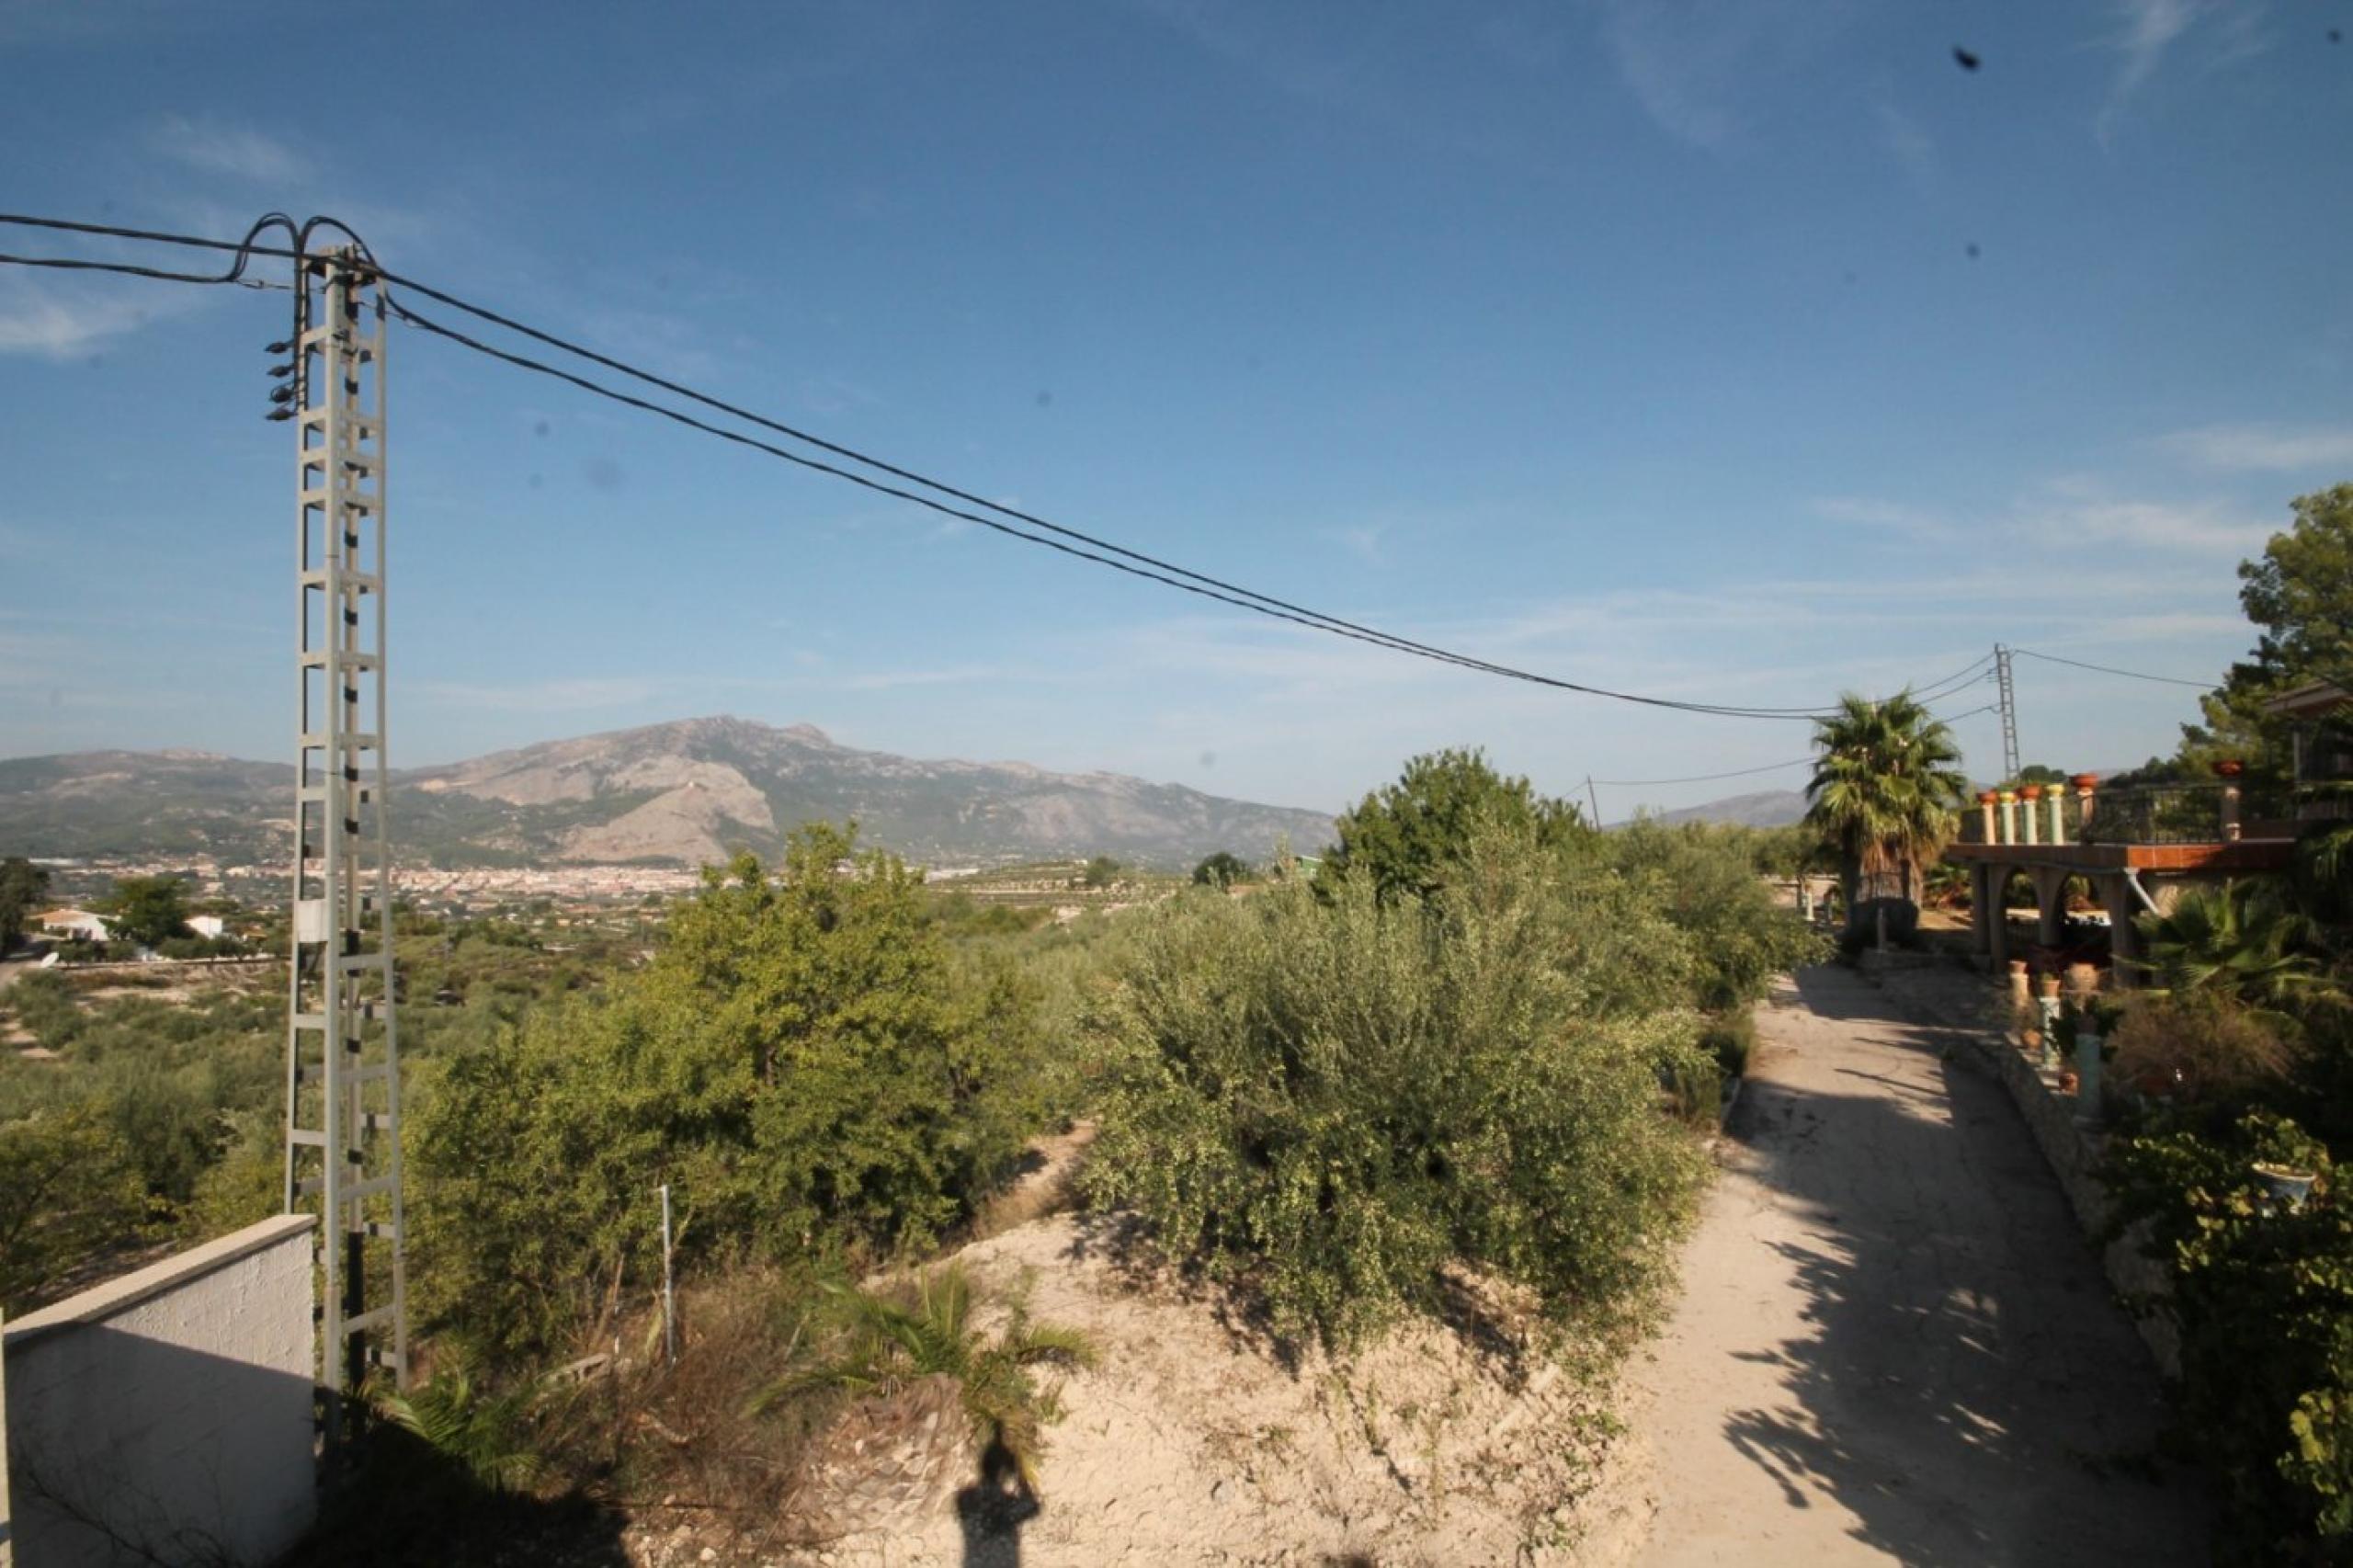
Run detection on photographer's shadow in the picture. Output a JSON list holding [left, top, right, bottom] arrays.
[[955, 1438, 1041, 1567]]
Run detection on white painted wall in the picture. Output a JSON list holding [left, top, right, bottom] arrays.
[[3, 1214, 317, 1567]]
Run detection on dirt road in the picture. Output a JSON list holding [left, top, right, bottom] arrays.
[[1632, 964, 2206, 1566]]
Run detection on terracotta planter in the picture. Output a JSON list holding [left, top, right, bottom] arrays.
[[2069, 773, 2099, 791], [2020, 784, 2044, 801], [2212, 759, 2246, 779], [2057, 1067, 2081, 1095]]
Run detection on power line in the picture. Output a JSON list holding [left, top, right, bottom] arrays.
[[2012, 646, 2214, 689], [1590, 756, 1812, 788], [1586, 692, 2004, 790], [0, 211, 2013, 722], [390, 299, 1849, 718], [8, 214, 1839, 721], [374, 309, 1859, 720], [0, 211, 303, 290], [1908, 654, 1998, 705], [0, 251, 294, 290]]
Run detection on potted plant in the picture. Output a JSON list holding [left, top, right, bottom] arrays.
[[2212, 758, 2246, 779], [2251, 1161, 2318, 1211]]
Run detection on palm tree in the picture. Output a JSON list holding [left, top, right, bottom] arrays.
[[750, 1264, 1096, 1489], [1804, 690, 1971, 910]]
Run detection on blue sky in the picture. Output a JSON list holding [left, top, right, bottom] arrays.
[[3, 0, 2349, 819]]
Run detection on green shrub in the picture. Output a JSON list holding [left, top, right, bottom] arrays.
[[2107, 1111, 2353, 1560], [1604, 819, 1828, 1011], [413, 824, 1058, 1360], [1085, 823, 1709, 1350], [0, 1103, 155, 1314]]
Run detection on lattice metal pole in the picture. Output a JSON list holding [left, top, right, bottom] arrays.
[[1994, 643, 2021, 782], [282, 246, 405, 1444]]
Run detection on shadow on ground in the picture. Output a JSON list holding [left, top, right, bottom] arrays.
[[278, 1422, 631, 1567], [1702, 964, 2201, 1566]]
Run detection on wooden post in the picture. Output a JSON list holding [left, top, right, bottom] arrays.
[[659, 1184, 676, 1366]]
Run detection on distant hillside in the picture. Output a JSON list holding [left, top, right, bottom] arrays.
[[1639, 789, 1810, 830], [0, 718, 1336, 871]]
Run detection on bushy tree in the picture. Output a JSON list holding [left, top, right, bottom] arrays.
[[1079, 857, 1121, 890], [414, 824, 1053, 1358], [0, 1104, 154, 1313], [108, 874, 192, 949], [1320, 748, 1585, 903], [2177, 483, 2353, 784], [1087, 821, 1707, 1349], [1190, 851, 1249, 889], [0, 857, 51, 953]]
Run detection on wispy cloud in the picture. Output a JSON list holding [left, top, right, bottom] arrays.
[[151, 116, 309, 185], [1810, 495, 1958, 546], [1323, 524, 1388, 566], [0, 273, 208, 358], [2093, 0, 2263, 143], [415, 677, 668, 712], [2160, 423, 2353, 472], [837, 665, 1014, 692], [1872, 90, 1935, 189], [2029, 488, 2270, 554], [1593, 0, 1856, 151]]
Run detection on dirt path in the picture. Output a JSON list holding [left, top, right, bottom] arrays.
[[1631, 964, 2205, 1566]]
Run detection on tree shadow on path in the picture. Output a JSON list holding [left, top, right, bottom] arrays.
[[1705, 964, 2203, 1566]]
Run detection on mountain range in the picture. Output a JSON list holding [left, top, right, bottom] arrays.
[[1641, 790, 1810, 829], [0, 717, 1339, 871]]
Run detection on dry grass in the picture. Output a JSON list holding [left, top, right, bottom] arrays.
[[964, 1121, 1095, 1244], [2110, 994, 2297, 1104], [532, 1268, 838, 1557]]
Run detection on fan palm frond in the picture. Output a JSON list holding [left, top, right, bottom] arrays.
[[746, 1264, 1097, 1490]]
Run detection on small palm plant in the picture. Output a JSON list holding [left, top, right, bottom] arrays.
[[2134, 881, 2326, 1012], [751, 1264, 1097, 1489], [373, 1350, 545, 1493]]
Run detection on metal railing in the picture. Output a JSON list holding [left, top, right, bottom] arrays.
[[1955, 782, 2295, 846]]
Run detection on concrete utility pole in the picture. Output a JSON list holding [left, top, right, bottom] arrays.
[[278, 247, 406, 1441], [1994, 643, 2021, 782]]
